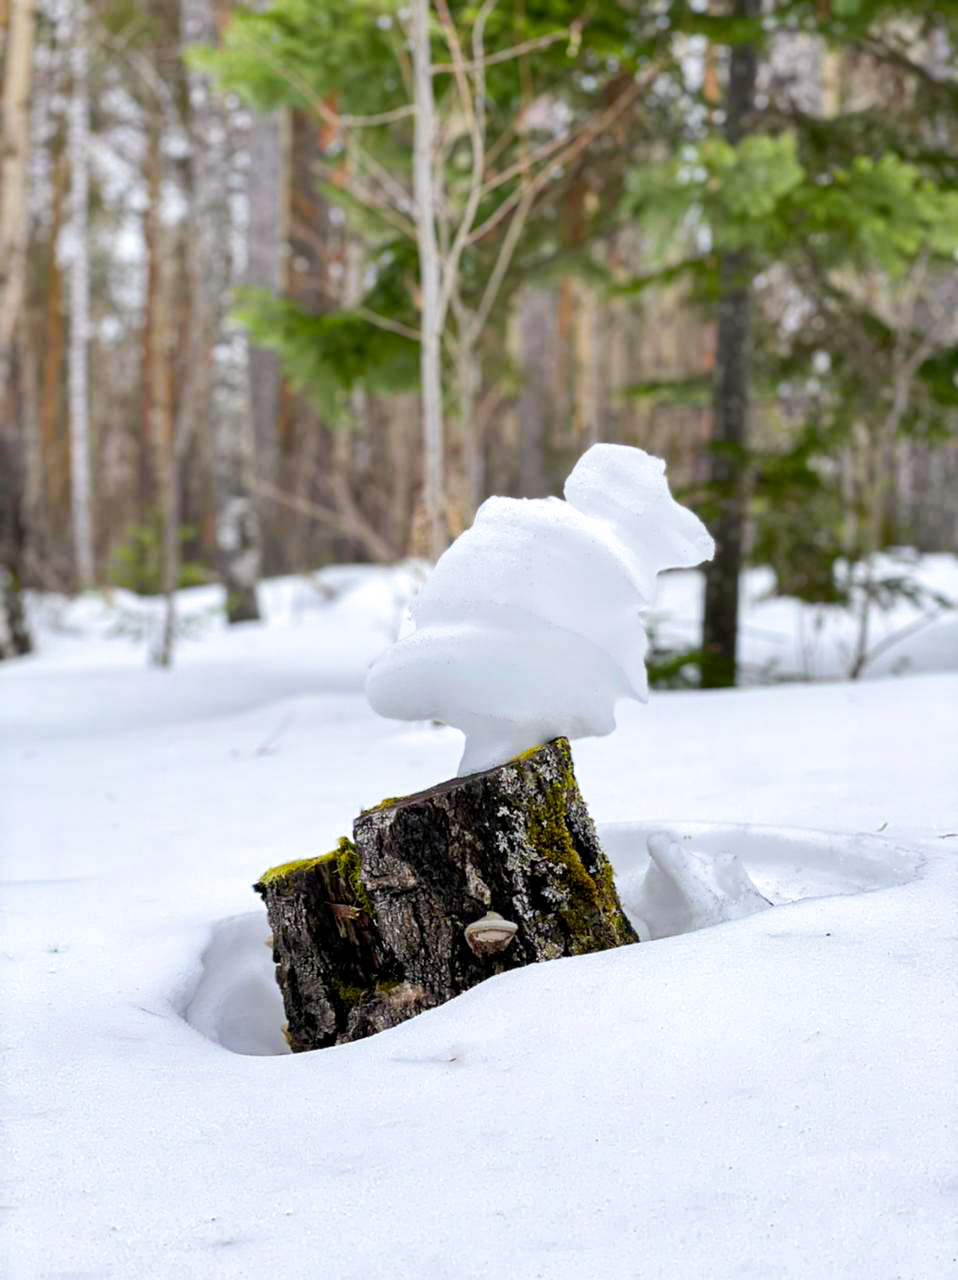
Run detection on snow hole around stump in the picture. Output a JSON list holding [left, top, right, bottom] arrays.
[[183, 822, 921, 1057]]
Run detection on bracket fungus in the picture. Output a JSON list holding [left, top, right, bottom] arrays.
[[464, 910, 519, 957]]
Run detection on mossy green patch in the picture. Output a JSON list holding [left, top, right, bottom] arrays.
[[334, 837, 376, 918], [256, 837, 376, 918], [332, 977, 366, 1007], [361, 795, 406, 815], [513, 739, 558, 765], [256, 850, 336, 889], [524, 741, 632, 951]]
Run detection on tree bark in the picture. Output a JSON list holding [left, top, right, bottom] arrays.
[[38, 123, 67, 525], [0, 0, 36, 653], [67, 0, 95, 590], [256, 738, 637, 1052], [244, 109, 284, 489], [412, 0, 446, 562], [140, 112, 162, 518], [181, 0, 261, 623], [244, 106, 285, 573], [0, 0, 35, 404], [701, 0, 760, 689], [150, 221, 180, 667], [518, 287, 553, 497], [0, 379, 32, 659]]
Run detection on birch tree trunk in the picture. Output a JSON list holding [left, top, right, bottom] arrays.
[[181, 0, 261, 624], [412, 0, 445, 562], [66, 0, 95, 590], [701, 0, 760, 688]]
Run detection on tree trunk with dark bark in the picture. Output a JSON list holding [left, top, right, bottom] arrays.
[[701, 0, 760, 689], [256, 738, 637, 1052]]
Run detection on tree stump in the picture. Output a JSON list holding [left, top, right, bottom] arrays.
[[255, 737, 637, 1052]]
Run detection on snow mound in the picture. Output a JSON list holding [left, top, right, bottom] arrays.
[[366, 444, 714, 773], [629, 830, 773, 940], [602, 821, 920, 940]]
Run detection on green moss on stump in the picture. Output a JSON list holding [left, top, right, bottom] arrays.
[[361, 795, 406, 815], [524, 740, 633, 951], [256, 837, 375, 918], [331, 978, 366, 1007]]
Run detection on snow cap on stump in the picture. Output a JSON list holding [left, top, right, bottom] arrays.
[[367, 443, 714, 774]]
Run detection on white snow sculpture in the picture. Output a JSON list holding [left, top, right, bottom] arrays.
[[366, 443, 715, 774]]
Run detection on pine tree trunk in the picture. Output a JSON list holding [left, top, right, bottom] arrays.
[[0, 397, 33, 659], [38, 126, 67, 527], [0, 0, 36, 404], [0, 0, 36, 653], [256, 738, 637, 1052], [701, 0, 760, 689]]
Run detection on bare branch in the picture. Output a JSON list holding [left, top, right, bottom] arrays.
[[432, 25, 579, 75], [466, 69, 653, 247], [313, 156, 417, 240], [340, 103, 417, 128], [472, 178, 536, 336], [435, 0, 497, 327], [250, 475, 396, 563], [355, 305, 421, 343], [481, 124, 573, 196]]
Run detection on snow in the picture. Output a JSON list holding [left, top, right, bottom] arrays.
[[2, 564, 957, 1279], [653, 550, 958, 684], [367, 445, 714, 774], [627, 829, 774, 939]]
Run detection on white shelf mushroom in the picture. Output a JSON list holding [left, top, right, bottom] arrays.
[[464, 911, 519, 957], [367, 444, 715, 775]]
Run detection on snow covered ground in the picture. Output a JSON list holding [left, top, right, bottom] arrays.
[[1, 565, 956, 1279]]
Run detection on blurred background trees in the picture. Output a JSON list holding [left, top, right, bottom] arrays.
[[1, 0, 956, 678]]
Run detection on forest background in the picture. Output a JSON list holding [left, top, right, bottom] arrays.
[[1, 0, 956, 686]]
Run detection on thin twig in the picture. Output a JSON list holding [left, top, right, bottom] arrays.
[[481, 123, 574, 196], [432, 26, 576, 74], [356, 305, 421, 342], [250, 475, 396, 562], [473, 178, 536, 335], [467, 69, 651, 246], [340, 104, 416, 127]]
